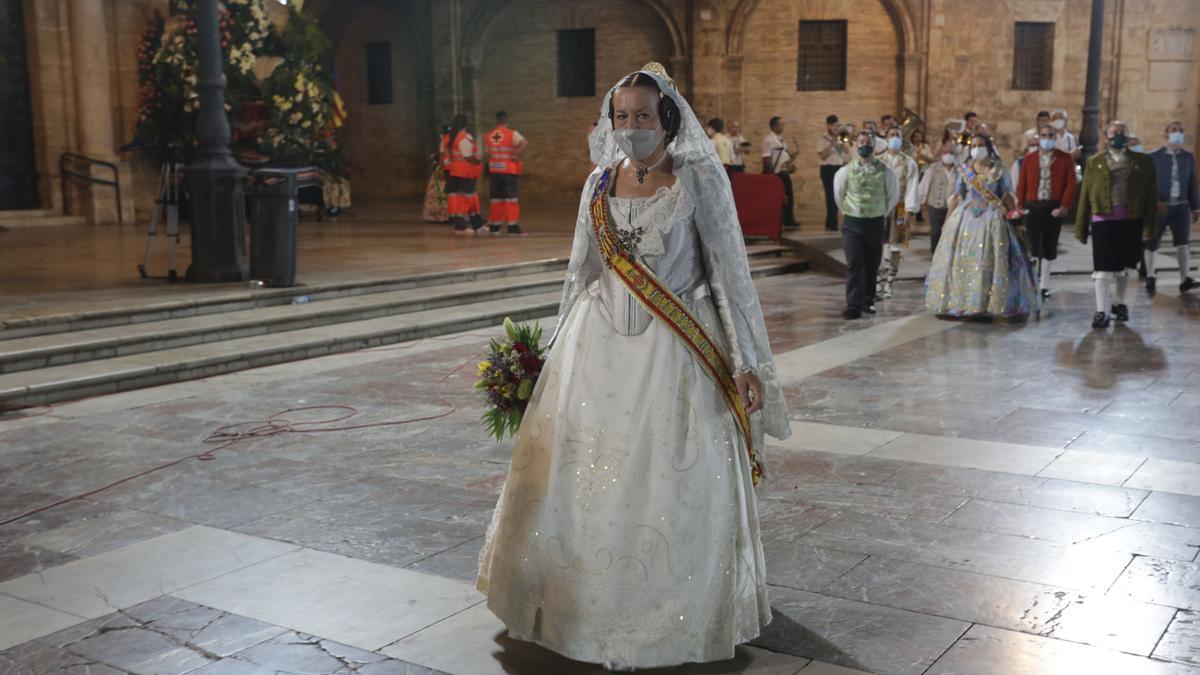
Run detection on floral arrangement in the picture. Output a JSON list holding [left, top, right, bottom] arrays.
[[257, 9, 343, 173], [476, 318, 547, 441], [134, 0, 342, 174]]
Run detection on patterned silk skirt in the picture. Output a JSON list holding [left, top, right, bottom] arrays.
[[925, 203, 1037, 317], [476, 290, 770, 668], [422, 170, 448, 222]]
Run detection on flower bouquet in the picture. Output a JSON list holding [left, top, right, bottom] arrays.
[[476, 318, 546, 441]]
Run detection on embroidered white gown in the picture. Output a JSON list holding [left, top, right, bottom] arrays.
[[477, 174, 772, 668]]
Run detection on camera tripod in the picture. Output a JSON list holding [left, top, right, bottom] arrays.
[[138, 159, 184, 282]]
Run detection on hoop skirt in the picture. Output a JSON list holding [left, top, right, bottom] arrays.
[[925, 166, 1037, 317], [476, 283, 769, 667]]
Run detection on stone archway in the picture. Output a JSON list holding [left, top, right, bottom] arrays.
[[319, 0, 435, 200], [729, 0, 915, 225]]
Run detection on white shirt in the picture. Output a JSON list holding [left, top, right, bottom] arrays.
[[1168, 148, 1182, 203], [816, 134, 846, 166], [832, 160, 901, 216], [762, 133, 789, 173], [1055, 131, 1078, 155], [918, 163, 958, 209], [457, 133, 478, 158], [879, 151, 920, 213], [729, 134, 748, 166]]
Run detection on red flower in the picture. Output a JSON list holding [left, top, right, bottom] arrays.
[[513, 342, 529, 354], [520, 353, 541, 373]]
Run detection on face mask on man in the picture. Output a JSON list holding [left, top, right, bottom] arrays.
[[1131, 144, 1144, 153], [1039, 139, 1056, 151], [1109, 132, 1128, 150], [1052, 119, 1066, 130], [886, 137, 903, 151], [970, 147, 988, 161], [613, 128, 666, 161], [1169, 131, 1185, 146], [941, 153, 956, 165], [857, 145, 874, 158]]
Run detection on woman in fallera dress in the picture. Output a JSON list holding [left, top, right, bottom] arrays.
[[925, 133, 1037, 318], [476, 63, 791, 670]]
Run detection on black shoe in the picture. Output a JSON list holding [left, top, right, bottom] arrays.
[[842, 308, 863, 320], [1092, 312, 1110, 328], [1138, 260, 1147, 279], [1147, 276, 1157, 293], [1181, 278, 1199, 294], [507, 225, 528, 237], [1111, 304, 1129, 322], [864, 305, 877, 315], [488, 224, 502, 235], [1040, 288, 1050, 301]]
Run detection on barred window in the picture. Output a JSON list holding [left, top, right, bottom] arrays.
[[557, 29, 596, 98], [797, 20, 847, 91], [365, 42, 393, 105], [1013, 22, 1054, 90]]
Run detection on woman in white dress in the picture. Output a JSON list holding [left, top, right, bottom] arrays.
[[476, 63, 791, 670]]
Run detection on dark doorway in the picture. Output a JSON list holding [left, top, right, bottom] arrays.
[[0, 0, 38, 210]]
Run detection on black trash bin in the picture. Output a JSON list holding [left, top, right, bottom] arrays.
[[248, 167, 315, 287]]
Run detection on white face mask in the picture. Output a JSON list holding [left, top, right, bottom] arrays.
[[613, 128, 666, 161], [1052, 119, 1066, 130], [887, 136, 903, 151], [1168, 131, 1185, 146], [970, 147, 989, 161], [1039, 139, 1056, 151], [1131, 145, 1144, 153], [941, 153, 956, 165]]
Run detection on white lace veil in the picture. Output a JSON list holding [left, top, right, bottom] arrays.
[[560, 65, 791, 455]]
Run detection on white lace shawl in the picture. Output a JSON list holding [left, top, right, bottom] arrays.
[[552, 68, 791, 453]]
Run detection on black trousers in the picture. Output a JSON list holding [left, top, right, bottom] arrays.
[[776, 172, 797, 228], [928, 206, 948, 253], [1025, 201, 1063, 260], [842, 215, 885, 311], [1092, 219, 1143, 272], [820, 164, 840, 231]]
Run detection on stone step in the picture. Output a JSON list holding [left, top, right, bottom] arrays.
[[0, 244, 792, 340], [0, 255, 805, 408], [0, 271, 566, 374], [0, 291, 564, 408], [0, 257, 572, 340], [0, 210, 87, 228]]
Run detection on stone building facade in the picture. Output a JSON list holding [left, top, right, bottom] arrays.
[[5, 0, 1199, 223]]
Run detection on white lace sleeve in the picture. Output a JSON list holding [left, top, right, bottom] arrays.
[[686, 160, 791, 443], [549, 168, 604, 348]]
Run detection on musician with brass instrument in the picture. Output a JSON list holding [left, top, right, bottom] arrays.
[[762, 116, 797, 229], [877, 126, 921, 299], [817, 114, 851, 231]]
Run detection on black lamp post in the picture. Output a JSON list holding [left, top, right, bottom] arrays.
[[185, 0, 248, 282], [1079, 0, 1105, 160]]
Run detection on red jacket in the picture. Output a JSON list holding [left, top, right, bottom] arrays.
[[1016, 148, 1077, 209]]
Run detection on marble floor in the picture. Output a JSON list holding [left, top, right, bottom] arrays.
[[3, 265, 1200, 674]]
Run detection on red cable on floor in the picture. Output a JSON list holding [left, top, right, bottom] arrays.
[[0, 332, 499, 527]]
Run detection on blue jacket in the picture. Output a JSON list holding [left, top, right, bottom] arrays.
[[1150, 147, 1199, 209]]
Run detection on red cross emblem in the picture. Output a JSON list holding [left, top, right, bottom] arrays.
[[490, 131, 504, 144]]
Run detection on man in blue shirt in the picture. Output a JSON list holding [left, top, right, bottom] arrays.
[[1146, 121, 1200, 293]]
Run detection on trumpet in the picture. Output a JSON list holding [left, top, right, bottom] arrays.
[[835, 126, 854, 144], [957, 130, 973, 146]]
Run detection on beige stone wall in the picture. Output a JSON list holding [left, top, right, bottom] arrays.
[[470, 0, 675, 203], [736, 0, 901, 217], [18, 0, 1200, 221]]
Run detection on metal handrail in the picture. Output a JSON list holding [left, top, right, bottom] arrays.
[[60, 152, 122, 223]]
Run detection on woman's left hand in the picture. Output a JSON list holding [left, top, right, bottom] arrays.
[[734, 371, 765, 414]]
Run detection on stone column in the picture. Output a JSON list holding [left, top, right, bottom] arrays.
[[67, 0, 122, 223]]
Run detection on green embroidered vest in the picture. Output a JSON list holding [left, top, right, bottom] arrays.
[[843, 159, 888, 218]]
